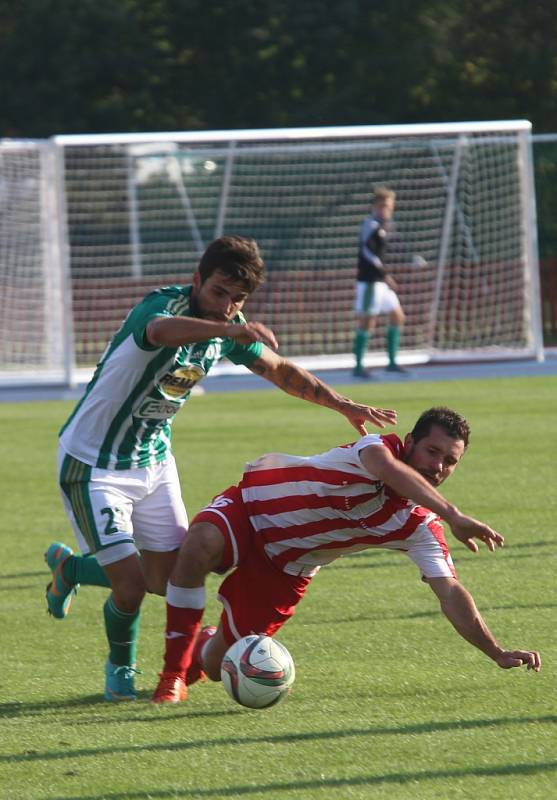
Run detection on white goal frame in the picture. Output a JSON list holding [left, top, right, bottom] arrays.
[[0, 120, 544, 387]]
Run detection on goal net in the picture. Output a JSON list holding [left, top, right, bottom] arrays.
[[0, 140, 72, 384], [0, 121, 543, 385]]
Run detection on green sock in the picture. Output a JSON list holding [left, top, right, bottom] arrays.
[[353, 329, 369, 369], [103, 595, 141, 667], [387, 325, 401, 366], [63, 554, 111, 587]]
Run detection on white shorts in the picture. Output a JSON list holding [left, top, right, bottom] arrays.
[[57, 445, 188, 566], [354, 281, 401, 316]]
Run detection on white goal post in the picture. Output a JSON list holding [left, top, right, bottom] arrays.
[[0, 120, 544, 386]]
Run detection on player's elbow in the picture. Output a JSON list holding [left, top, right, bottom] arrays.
[[146, 318, 171, 347], [427, 576, 460, 606]]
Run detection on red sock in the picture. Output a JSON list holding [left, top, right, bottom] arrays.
[[163, 604, 203, 675]]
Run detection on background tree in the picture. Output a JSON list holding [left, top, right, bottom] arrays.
[[1, 0, 556, 340], [1, 0, 556, 136]]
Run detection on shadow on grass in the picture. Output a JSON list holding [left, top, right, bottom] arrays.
[[0, 694, 241, 721], [34, 761, 557, 800], [0, 569, 49, 592], [304, 599, 557, 627], [4, 713, 556, 764], [0, 695, 105, 718], [333, 539, 557, 572], [0, 570, 49, 579]]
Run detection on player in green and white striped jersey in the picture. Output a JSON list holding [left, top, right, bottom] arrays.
[[45, 235, 397, 701], [59, 282, 265, 471]]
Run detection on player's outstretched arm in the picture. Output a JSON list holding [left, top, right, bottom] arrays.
[[445, 511, 504, 553], [248, 348, 397, 431], [146, 316, 278, 349], [360, 445, 504, 552], [427, 577, 541, 672]]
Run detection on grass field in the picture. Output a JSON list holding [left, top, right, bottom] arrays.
[[1, 375, 556, 799]]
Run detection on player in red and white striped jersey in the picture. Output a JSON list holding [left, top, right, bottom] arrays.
[[239, 432, 454, 579], [152, 407, 541, 703]]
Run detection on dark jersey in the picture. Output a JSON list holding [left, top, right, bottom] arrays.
[[357, 214, 390, 283]]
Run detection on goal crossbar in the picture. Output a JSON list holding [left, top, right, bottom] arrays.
[[0, 120, 544, 387]]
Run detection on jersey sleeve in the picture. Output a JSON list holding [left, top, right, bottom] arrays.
[[226, 339, 263, 365], [222, 308, 264, 365], [378, 433, 404, 458], [352, 433, 403, 478], [360, 218, 384, 269], [353, 433, 402, 456], [127, 288, 185, 351]]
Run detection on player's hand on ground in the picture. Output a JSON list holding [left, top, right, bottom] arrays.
[[341, 401, 397, 434], [227, 321, 278, 350], [448, 513, 504, 553], [495, 649, 541, 672]]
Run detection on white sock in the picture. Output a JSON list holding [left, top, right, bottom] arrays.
[[166, 582, 205, 609]]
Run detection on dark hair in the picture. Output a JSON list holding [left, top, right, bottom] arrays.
[[197, 235, 265, 294], [411, 407, 470, 449]]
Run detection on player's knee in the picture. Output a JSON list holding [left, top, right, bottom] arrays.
[[111, 581, 146, 613], [393, 307, 405, 326], [202, 629, 229, 681], [145, 577, 167, 596], [143, 551, 179, 595], [193, 524, 226, 571], [103, 554, 147, 612], [174, 522, 225, 581]]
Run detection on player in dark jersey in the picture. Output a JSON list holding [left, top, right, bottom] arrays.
[[353, 187, 407, 378]]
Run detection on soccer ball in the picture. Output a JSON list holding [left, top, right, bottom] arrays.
[[411, 254, 428, 268], [221, 634, 295, 709]]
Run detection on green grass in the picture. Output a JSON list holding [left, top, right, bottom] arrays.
[[1, 376, 556, 799]]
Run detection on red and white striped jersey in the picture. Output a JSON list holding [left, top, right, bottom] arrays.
[[239, 433, 454, 579]]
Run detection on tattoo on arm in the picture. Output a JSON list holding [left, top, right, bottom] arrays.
[[251, 355, 341, 406], [249, 359, 267, 376], [277, 363, 326, 401]]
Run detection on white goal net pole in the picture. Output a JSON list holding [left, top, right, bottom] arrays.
[[50, 140, 76, 386], [0, 140, 74, 385], [518, 129, 545, 362]]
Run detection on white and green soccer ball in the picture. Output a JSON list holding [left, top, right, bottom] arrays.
[[221, 634, 295, 709]]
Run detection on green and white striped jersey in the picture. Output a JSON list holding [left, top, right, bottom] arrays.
[[59, 285, 262, 470]]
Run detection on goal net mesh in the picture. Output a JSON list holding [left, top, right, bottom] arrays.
[[0, 123, 541, 382]]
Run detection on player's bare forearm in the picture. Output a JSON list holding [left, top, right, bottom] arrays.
[[430, 578, 502, 659], [428, 578, 541, 672], [250, 354, 336, 402], [147, 316, 232, 346], [146, 317, 278, 349], [359, 446, 503, 552], [249, 351, 397, 431], [360, 445, 457, 517]]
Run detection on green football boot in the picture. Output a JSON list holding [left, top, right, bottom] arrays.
[[104, 659, 140, 702], [44, 542, 79, 619]]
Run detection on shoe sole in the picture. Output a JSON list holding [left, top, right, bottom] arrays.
[[104, 691, 137, 702], [151, 678, 188, 704], [45, 577, 77, 619], [44, 546, 78, 619], [151, 694, 186, 704]]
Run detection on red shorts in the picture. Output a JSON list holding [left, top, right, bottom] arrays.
[[191, 485, 311, 645]]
